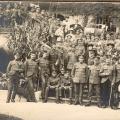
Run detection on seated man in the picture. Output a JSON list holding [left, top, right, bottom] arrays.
[[45, 70, 60, 103], [59, 71, 73, 104]]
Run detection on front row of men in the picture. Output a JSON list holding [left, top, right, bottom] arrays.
[[6, 52, 120, 109]]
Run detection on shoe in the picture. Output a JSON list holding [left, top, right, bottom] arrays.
[[6, 100, 10, 103], [97, 103, 102, 108], [56, 100, 60, 104], [74, 101, 79, 105], [69, 99, 72, 105], [79, 102, 83, 106], [101, 105, 107, 108], [11, 99, 15, 102], [85, 103, 91, 106], [111, 106, 117, 110], [42, 100, 47, 103]]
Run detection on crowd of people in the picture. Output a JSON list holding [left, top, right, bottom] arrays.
[[0, 3, 119, 110]]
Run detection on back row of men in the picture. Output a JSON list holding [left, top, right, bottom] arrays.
[[6, 51, 120, 110]]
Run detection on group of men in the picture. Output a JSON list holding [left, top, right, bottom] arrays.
[[4, 3, 120, 110], [6, 47, 120, 110]]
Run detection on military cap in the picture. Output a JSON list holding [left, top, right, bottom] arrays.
[[107, 42, 114, 47], [69, 28, 74, 31], [106, 33, 111, 37], [89, 49, 96, 54], [30, 51, 36, 55], [13, 51, 22, 56], [94, 56, 100, 60], [60, 67, 65, 71], [112, 57, 118, 61], [78, 55, 84, 59], [52, 70, 57, 74], [88, 44, 94, 47]]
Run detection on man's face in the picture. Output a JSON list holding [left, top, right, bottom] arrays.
[[31, 7, 35, 12], [31, 54, 36, 60], [67, 35, 72, 39], [91, 35, 95, 40], [64, 73, 69, 79], [52, 72, 57, 77], [94, 59, 99, 65], [106, 59, 111, 65], [106, 35, 110, 40], [79, 57, 84, 63], [100, 35, 104, 40], [88, 46, 93, 50], [43, 53, 47, 59], [60, 70, 65, 74], [78, 39, 83, 45], [36, 8, 40, 13], [14, 54, 21, 60], [76, 30, 80, 34], [89, 51, 95, 57], [118, 35, 120, 39], [108, 45, 113, 49]]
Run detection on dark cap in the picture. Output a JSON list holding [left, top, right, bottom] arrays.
[[78, 55, 84, 59], [107, 42, 114, 47], [14, 51, 22, 56]]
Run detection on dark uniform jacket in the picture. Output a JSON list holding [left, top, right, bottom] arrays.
[[67, 51, 77, 70], [25, 59, 38, 77], [71, 62, 89, 83], [47, 76, 60, 87], [38, 58, 50, 75], [60, 77, 73, 87], [48, 49, 58, 65], [88, 65, 101, 84], [113, 64, 120, 83], [99, 64, 115, 83], [7, 60, 24, 79]]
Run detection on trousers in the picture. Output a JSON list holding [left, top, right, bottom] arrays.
[[88, 84, 100, 103], [7, 78, 19, 102], [27, 76, 36, 102], [74, 83, 85, 103]]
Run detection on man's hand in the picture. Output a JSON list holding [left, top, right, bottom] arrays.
[[111, 82, 114, 86]]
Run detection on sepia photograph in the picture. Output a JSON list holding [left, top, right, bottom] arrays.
[[0, 1, 120, 120]]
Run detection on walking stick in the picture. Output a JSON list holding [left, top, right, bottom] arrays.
[[37, 78, 40, 91], [109, 83, 113, 106], [64, 87, 67, 103]]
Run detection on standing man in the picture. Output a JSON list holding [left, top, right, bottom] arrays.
[[25, 52, 38, 102], [48, 47, 58, 74], [110, 57, 120, 109], [67, 48, 77, 74], [86, 57, 101, 106], [99, 58, 115, 108], [6, 52, 24, 103], [37, 52, 50, 102], [71, 55, 89, 105]]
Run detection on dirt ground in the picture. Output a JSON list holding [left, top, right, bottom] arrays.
[[0, 90, 120, 120]]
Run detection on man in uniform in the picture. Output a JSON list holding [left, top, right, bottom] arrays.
[[45, 70, 60, 103], [86, 57, 101, 106], [110, 57, 120, 109], [67, 48, 77, 74], [99, 58, 115, 108], [6, 52, 24, 103], [88, 49, 96, 66], [48, 47, 59, 74], [59, 71, 73, 104], [71, 55, 89, 105], [25, 52, 38, 102], [37, 52, 50, 102]]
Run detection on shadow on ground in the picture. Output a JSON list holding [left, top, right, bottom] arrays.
[[0, 114, 23, 120]]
